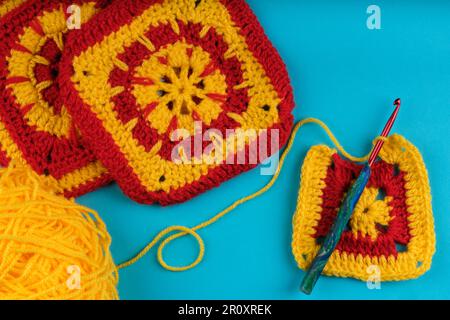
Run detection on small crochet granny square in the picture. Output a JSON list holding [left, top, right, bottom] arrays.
[[60, 0, 294, 204], [292, 134, 435, 281], [0, 0, 111, 197]]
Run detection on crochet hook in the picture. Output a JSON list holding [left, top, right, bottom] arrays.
[[300, 98, 402, 295]]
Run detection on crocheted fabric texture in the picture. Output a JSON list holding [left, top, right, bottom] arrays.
[[0, 0, 25, 17], [292, 135, 435, 281], [0, 0, 111, 197], [60, 0, 294, 205]]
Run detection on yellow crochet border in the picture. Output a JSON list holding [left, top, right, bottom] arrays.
[[292, 134, 435, 281]]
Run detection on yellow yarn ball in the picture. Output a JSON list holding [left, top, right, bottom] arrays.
[[0, 166, 118, 300]]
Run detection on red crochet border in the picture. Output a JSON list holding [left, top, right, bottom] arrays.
[[0, 0, 111, 197], [60, 0, 294, 205]]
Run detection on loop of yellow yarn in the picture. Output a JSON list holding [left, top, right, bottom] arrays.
[[0, 166, 118, 300], [119, 118, 384, 272], [118, 226, 205, 272]]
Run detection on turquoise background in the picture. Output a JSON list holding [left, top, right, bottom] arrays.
[[79, 0, 450, 299]]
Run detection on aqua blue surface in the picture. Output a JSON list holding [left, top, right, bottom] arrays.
[[78, 0, 450, 300]]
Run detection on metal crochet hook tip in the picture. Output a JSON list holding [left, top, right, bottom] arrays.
[[368, 98, 401, 167]]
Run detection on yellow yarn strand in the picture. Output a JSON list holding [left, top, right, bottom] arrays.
[[0, 166, 119, 300], [118, 118, 381, 272]]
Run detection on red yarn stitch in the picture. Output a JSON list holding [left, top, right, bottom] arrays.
[[0, 149, 9, 166]]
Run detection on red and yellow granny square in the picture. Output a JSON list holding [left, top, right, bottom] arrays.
[[292, 135, 435, 281], [0, 0, 110, 197], [60, 0, 294, 204]]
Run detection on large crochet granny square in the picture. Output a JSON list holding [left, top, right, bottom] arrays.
[[292, 135, 435, 281], [0, 0, 111, 197], [60, 0, 294, 204]]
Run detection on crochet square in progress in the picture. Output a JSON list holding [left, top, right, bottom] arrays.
[[60, 0, 294, 205], [292, 135, 435, 281], [0, 0, 111, 197]]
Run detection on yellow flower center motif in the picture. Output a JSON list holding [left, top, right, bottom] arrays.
[[133, 41, 227, 135], [349, 187, 392, 240]]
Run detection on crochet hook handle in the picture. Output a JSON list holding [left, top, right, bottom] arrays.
[[300, 164, 371, 295]]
